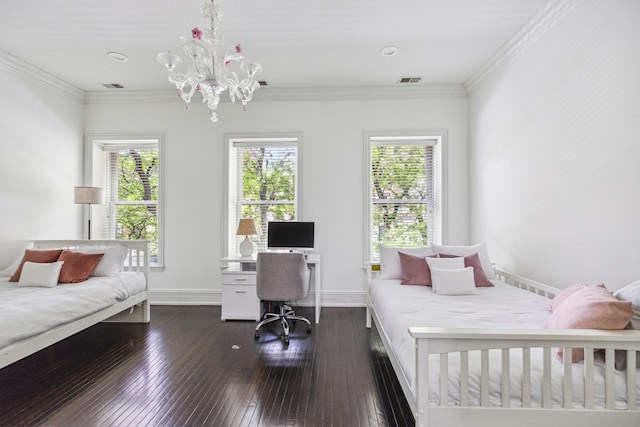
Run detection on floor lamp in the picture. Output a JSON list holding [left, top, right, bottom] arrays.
[[74, 186, 103, 240]]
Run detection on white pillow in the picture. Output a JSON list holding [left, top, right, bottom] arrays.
[[76, 245, 128, 276], [18, 261, 64, 288], [433, 243, 495, 279], [379, 245, 434, 279], [431, 267, 478, 295], [0, 256, 22, 277], [425, 257, 465, 292], [614, 280, 640, 330]]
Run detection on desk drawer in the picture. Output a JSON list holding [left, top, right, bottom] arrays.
[[221, 284, 260, 320], [222, 273, 256, 285]]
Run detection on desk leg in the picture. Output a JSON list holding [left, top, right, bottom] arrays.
[[314, 263, 321, 324]]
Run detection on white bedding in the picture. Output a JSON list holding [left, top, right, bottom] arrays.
[[0, 272, 146, 349], [369, 278, 640, 409]]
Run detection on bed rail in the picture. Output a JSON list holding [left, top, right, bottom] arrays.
[[409, 327, 640, 427], [495, 269, 560, 299]]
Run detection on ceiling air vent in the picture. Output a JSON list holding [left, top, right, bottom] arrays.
[[101, 83, 125, 89], [398, 77, 422, 84], [258, 80, 268, 87]]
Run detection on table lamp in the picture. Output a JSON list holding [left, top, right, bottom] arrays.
[[236, 218, 257, 257]]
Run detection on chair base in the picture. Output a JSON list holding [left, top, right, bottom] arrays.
[[254, 303, 312, 347]]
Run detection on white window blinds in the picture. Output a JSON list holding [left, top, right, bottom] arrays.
[[366, 134, 441, 260], [227, 136, 300, 254], [103, 142, 160, 264]]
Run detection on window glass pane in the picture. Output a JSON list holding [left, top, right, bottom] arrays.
[[372, 203, 429, 255], [368, 137, 437, 260], [241, 146, 296, 202], [230, 138, 299, 255], [371, 145, 429, 200], [117, 149, 159, 201], [115, 204, 158, 261], [105, 145, 160, 265]]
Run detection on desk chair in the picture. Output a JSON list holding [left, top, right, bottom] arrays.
[[254, 252, 312, 347]]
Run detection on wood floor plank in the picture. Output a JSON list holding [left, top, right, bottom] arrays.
[[0, 306, 413, 426]]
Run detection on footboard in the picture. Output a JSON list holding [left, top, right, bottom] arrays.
[[410, 327, 640, 427]]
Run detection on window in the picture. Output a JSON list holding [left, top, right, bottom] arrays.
[[86, 135, 163, 267], [364, 131, 446, 261], [224, 134, 302, 255]]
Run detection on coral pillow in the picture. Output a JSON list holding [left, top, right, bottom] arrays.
[[57, 250, 105, 283], [439, 253, 493, 287], [549, 282, 605, 312], [547, 286, 634, 362], [398, 252, 436, 286], [9, 249, 63, 282]]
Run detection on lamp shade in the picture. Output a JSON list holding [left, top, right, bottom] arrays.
[[74, 186, 103, 204], [236, 218, 257, 236]]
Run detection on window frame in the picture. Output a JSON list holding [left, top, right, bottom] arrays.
[[223, 132, 303, 257], [85, 133, 165, 270], [363, 130, 447, 262]]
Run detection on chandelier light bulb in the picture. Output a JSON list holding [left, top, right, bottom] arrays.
[[157, 0, 262, 123]]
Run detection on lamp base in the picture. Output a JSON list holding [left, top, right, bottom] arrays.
[[239, 236, 254, 257]]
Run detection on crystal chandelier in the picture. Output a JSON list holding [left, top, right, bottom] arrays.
[[157, 0, 262, 123]]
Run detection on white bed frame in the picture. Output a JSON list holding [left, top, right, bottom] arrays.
[[366, 268, 640, 427], [0, 240, 150, 369]]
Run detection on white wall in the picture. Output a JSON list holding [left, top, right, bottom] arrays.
[[85, 93, 469, 305], [469, 0, 640, 289], [0, 64, 85, 266]]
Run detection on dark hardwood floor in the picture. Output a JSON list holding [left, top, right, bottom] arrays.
[[0, 306, 413, 426]]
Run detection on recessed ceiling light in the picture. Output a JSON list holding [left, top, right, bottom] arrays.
[[380, 46, 398, 57], [108, 52, 129, 62]]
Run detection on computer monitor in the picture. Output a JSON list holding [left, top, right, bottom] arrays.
[[267, 221, 315, 251]]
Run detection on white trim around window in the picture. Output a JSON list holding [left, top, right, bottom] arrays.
[[363, 130, 448, 262], [223, 132, 303, 257], [84, 133, 165, 270]]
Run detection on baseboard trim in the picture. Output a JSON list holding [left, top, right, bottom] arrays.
[[149, 289, 367, 307]]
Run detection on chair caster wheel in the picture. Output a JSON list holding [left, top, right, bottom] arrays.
[[307, 325, 312, 334], [254, 330, 260, 340], [283, 337, 289, 347]]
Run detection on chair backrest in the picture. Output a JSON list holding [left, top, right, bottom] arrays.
[[256, 252, 310, 301]]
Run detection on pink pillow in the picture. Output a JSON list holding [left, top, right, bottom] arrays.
[[547, 286, 634, 362], [438, 253, 493, 287], [398, 252, 435, 286], [549, 282, 605, 312]]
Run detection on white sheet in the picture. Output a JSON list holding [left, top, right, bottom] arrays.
[[369, 278, 640, 409], [0, 272, 146, 349]]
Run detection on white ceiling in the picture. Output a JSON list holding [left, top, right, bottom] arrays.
[[0, 0, 549, 93]]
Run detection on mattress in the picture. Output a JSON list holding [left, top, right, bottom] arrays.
[[369, 278, 640, 409], [0, 272, 146, 349]]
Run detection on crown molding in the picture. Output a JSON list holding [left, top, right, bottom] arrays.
[[0, 50, 86, 102], [464, 0, 575, 94], [84, 84, 468, 105], [0, 48, 466, 105]]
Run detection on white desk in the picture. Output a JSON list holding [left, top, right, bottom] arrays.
[[220, 253, 322, 324]]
